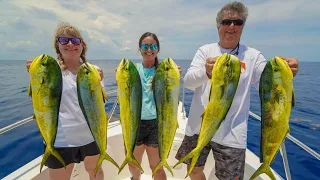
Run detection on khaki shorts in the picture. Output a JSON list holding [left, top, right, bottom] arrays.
[[175, 134, 246, 180]]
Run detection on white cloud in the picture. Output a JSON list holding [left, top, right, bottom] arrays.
[[0, 0, 319, 61], [6, 41, 32, 49], [120, 47, 131, 52]]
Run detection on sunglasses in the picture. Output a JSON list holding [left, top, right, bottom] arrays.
[[57, 37, 82, 45], [140, 44, 158, 51], [220, 19, 244, 26]]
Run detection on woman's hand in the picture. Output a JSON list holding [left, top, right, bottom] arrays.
[[26, 60, 32, 72], [177, 66, 182, 74]]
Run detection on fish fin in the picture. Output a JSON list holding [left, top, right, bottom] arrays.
[[117, 157, 128, 174], [117, 90, 120, 105], [151, 76, 155, 91], [219, 85, 225, 99], [37, 78, 45, 95], [200, 109, 206, 118], [101, 86, 108, 102], [28, 83, 32, 97], [41, 146, 66, 172], [249, 163, 276, 180], [208, 83, 213, 102], [51, 148, 66, 169], [185, 153, 201, 178], [33, 114, 36, 120], [291, 89, 295, 107], [152, 160, 173, 178], [118, 155, 144, 175], [94, 153, 119, 176], [173, 147, 198, 169]]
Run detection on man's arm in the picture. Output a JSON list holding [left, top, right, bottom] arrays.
[[184, 48, 210, 90], [251, 53, 267, 89]]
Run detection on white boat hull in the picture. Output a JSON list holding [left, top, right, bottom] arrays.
[[4, 102, 283, 180]]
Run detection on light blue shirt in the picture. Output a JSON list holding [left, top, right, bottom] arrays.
[[136, 63, 157, 120]]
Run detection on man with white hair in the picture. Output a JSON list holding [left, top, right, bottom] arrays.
[[175, 1, 299, 180]]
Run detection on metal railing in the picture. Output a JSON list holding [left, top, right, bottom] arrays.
[[249, 111, 320, 180], [0, 89, 118, 135]]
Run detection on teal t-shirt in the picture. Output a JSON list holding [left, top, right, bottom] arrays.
[[136, 63, 157, 120]]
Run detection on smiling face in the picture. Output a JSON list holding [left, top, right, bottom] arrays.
[[57, 35, 83, 63], [218, 11, 244, 49], [139, 35, 159, 67], [53, 23, 88, 68]]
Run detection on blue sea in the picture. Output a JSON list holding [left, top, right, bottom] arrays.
[[0, 60, 319, 179]]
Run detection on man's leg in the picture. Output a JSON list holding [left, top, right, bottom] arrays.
[[211, 141, 246, 180], [175, 135, 211, 180]]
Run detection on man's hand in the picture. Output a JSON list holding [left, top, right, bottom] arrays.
[[279, 56, 299, 77], [97, 69, 104, 80], [177, 66, 182, 74], [205, 57, 218, 79]]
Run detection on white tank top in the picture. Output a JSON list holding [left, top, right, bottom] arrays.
[[54, 68, 103, 147]]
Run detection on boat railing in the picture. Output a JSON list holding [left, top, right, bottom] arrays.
[[0, 85, 319, 180]]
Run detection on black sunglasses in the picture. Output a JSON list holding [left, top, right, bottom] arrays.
[[220, 19, 244, 26], [57, 37, 82, 45]]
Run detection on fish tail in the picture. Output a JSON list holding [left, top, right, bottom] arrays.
[[250, 164, 276, 180], [41, 146, 66, 172], [173, 148, 199, 169], [94, 152, 119, 176], [152, 160, 173, 178], [118, 154, 144, 174], [185, 153, 200, 178]]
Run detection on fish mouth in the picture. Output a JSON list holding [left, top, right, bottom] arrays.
[[40, 54, 48, 66], [167, 58, 176, 69], [274, 57, 279, 67], [83, 62, 92, 74], [121, 58, 129, 69]]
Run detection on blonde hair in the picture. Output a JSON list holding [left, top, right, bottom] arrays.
[[216, 1, 249, 27], [53, 22, 87, 70]]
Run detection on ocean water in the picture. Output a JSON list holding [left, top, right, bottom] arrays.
[[0, 60, 319, 179]]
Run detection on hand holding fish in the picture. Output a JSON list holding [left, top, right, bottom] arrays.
[[205, 57, 218, 79], [278, 56, 299, 77], [26, 60, 32, 72], [177, 66, 182, 74], [97, 68, 104, 80]]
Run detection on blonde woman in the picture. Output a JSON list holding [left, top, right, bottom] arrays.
[[26, 22, 105, 180]]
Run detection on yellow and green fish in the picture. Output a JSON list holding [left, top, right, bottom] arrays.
[[152, 58, 180, 177], [250, 57, 294, 180], [77, 62, 119, 175], [28, 54, 66, 172], [116, 59, 144, 174], [173, 53, 243, 177]]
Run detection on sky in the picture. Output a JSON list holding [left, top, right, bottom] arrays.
[[0, 0, 319, 62]]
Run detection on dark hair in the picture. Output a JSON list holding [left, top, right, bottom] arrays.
[[139, 32, 160, 68]]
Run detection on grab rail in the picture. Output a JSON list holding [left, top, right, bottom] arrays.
[[0, 89, 118, 135], [249, 111, 320, 161]]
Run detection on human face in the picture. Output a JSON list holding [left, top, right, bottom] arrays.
[[218, 11, 244, 49], [140, 36, 159, 66], [58, 35, 83, 63]]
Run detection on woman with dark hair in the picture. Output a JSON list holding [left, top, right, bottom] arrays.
[[127, 32, 181, 180]]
